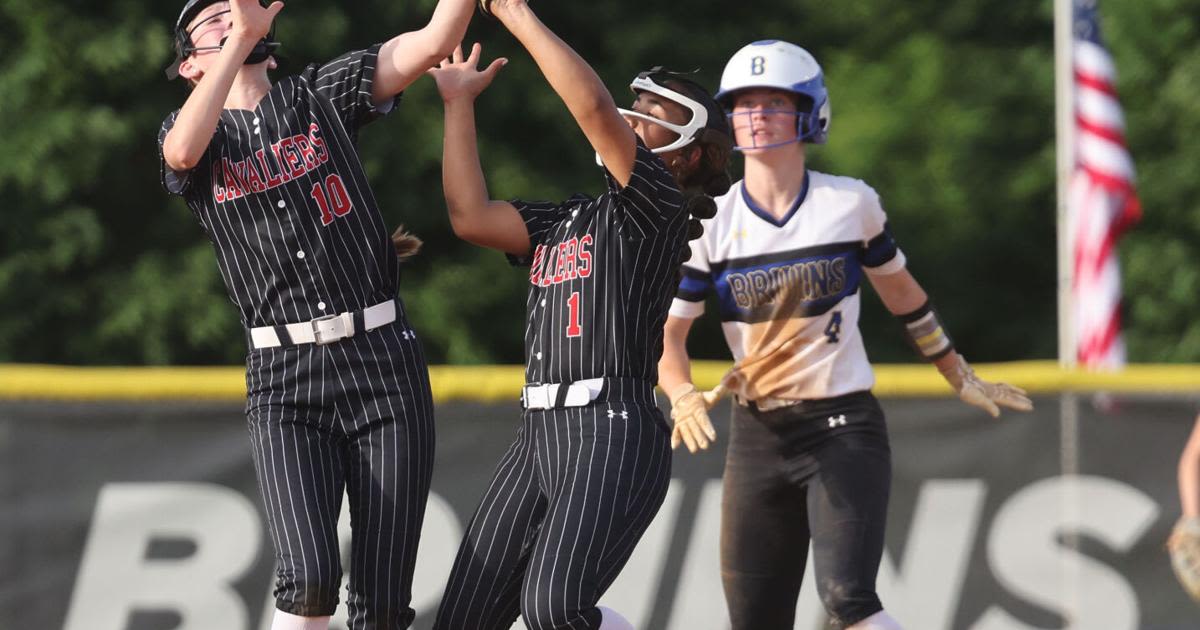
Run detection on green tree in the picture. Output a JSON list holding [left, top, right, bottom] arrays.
[[0, 0, 1194, 366]]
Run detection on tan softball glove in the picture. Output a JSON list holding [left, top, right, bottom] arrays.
[[668, 383, 719, 453], [1169, 516, 1200, 602], [939, 354, 1033, 418]]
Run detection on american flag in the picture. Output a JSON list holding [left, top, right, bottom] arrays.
[[1068, 0, 1141, 368]]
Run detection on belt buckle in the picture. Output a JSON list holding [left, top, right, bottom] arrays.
[[312, 313, 353, 345], [522, 384, 551, 409], [759, 397, 801, 412]]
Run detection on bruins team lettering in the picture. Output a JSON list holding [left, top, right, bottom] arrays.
[[727, 257, 847, 309], [213, 123, 330, 203], [529, 234, 594, 287]]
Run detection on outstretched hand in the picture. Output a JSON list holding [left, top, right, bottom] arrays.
[[940, 354, 1033, 418], [230, 0, 283, 44], [668, 383, 720, 454], [427, 43, 507, 102]]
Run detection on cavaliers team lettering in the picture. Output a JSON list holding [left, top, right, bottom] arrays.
[[529, 235, 594, 287], [212, 123, 330, 203]]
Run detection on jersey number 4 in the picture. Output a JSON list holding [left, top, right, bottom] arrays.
[[824, 310, 843, 344], [311, 174, 354, 226]]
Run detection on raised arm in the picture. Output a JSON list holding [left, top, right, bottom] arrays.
[[489, 0, 637, 186], [162, 0, 283, 171], [371, 0, 476, 104], [428, 44, 531, 255]]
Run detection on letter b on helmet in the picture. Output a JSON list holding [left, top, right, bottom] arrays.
[[716, 40, 831, 144]]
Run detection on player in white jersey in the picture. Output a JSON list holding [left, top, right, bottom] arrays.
[[657, 40, 1032, 630]]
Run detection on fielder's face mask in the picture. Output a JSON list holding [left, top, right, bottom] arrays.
[[165, 0, 280, 80], [617, 69, 711, 154]]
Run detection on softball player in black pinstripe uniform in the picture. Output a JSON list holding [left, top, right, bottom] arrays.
[[157, 1, 473, 628], [423, 2, 731, 627]]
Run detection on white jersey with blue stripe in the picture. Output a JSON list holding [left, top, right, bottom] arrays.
[[669, 170, 906, 401]]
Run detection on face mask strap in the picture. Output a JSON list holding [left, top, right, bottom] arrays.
[[617, 73, 710, 154], [168, 8, 277, 79], [187, 8, 232, 40], [726, 109, 806, 152]]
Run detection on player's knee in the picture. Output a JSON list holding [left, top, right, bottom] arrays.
[[816, 576, 883, 629]]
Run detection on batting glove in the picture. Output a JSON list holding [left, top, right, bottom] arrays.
[[939, 354, 1033, 418], [668, 383, 718, 453], [701, 382, 728, 408]]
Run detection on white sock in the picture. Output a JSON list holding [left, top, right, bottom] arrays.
[[597, 606, 635, 630], [847, 610, 903, 630], [270, 610, 332, 630]]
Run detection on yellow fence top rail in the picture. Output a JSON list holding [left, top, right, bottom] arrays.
[[1, 361, 1198, 402]]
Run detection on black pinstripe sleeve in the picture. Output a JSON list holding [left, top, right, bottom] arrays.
[[505, 196, 582, 267], [306, 44, 400, 132], [605, 140, 684, 239], [157, 110, 195, 196]]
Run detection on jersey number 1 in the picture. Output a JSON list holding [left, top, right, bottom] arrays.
[[566, 292, 582, 338], [311, 174, 354, 226]]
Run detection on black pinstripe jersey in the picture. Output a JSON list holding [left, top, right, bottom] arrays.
[[158, 45, 401, 330], [509, 141, 686, 385]]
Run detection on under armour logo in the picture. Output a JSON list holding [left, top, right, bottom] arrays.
[[400, 330, 416, 340], [606, 409, 629, 420], [828, 414, 847, 428]]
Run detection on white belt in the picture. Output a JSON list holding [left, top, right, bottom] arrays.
[[736, 395, 804, 412], [522, 378, 607, 409], [249, 300, 396, 349]]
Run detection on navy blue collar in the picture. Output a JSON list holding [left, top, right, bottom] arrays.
[[740, 170, 810, 228]]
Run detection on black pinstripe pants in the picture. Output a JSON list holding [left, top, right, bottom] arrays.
[[245, 319, 434, 628], [433, 400, 671, 630]]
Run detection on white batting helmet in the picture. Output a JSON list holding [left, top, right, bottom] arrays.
[[716, 40, 831, 145]]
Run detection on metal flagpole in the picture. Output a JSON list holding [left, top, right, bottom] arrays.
[[1056, 0, 1076, 370], [1055, 0, 1082, 623]]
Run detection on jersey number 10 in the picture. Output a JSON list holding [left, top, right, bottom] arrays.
[[311, 174, 354, 226]]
